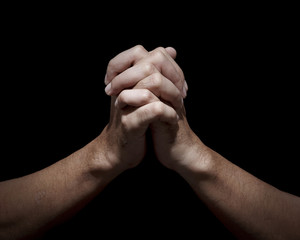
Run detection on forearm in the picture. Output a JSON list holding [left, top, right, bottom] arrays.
[[175, 146, 300, 240], [0, 131, 123, 240]]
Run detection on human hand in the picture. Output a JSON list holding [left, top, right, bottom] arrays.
[[104, 45, 186, 99], [100, 45, 181, 172], [104, 45, 207, 173]]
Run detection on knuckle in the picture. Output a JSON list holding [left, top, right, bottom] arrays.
[[178, 70, 185, 82], [150, 73, 163, 88], [140, 107, 151, 120], [133, 45, 147, 56], [175, 94, 182, 107], [176, 92, 182, 102], [117, 91, 126, 103], [152, 101, 165, 116], [107, 57, 114, 66], [173, 84, 181, 96], [106, 58, 115, 72], [150, 47, 165, 61], [121, 115, 131, 130], [155, 46, 165, 52], [120, 114, 128, 126], [173, 75, 183, 86], [109, 80, 117, 92], [135, 73, 162, 91], [141, 62, 156, 75], [107, 54, 117, 71], [141, 89, 153, 102]]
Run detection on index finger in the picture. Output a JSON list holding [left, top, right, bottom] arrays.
[[137, 47, 186, 97], [105, 45, 148, 85]]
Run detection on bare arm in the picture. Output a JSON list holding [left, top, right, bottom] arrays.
[[106, 44, 300, 240], [0, 134, 123, 240], [0, 44, 183, 240], [172, 141, 300, 240], [152, 90, 300, 239]]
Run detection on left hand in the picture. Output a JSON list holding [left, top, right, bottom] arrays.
[[101, 44, 184, 171], [104, 45, 204, 172], [104, 44, 187, 100]]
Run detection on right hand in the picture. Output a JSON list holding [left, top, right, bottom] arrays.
[[103, 44, 207, 174], [100, 45, 181, 172]]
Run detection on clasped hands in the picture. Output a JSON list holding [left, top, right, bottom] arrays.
[[100, 45, 205, 175]]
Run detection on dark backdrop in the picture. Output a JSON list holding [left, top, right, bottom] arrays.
[[1, 3, 299, 239]]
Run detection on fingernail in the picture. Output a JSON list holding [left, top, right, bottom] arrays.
[[104, 74, 108, 85], [105, 82, 112, 95], [182, 85, 187, 98], [184, 80, 188, 91]]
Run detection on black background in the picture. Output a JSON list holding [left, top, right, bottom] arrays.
[[1, 3, 299, 239]]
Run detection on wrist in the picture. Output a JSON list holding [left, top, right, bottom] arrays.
[[172, 143, 216, 183], [82, 131, 127, 183]]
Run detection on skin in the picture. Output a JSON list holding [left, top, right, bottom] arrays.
[[0, 45, 185, 240], [1, 45, 299, 240], [105, 45, 300, 240]]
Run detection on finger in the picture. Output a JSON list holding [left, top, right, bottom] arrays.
[[138, 47, 185, 97], [105, 62, 158, 96], [116, 89, 159, 109], [122, 101, 179, 131], [159, 47, 188, 98], [105, 45, 148, 85], [133, 73, 183, 110], [165, 46, 177, 59], [164, 47, 188, 95], [105, 46, 176, 84]]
